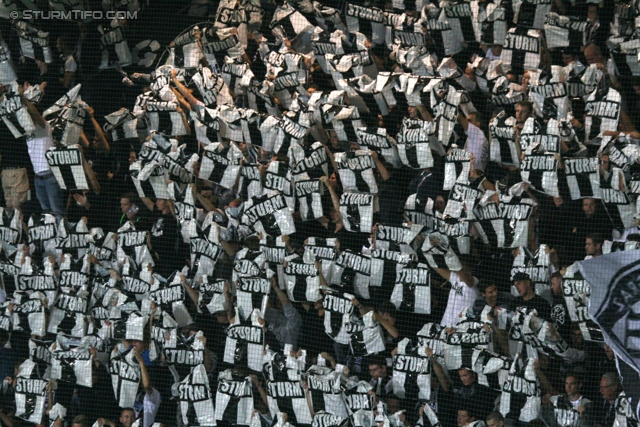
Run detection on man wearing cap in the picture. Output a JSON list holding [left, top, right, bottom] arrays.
[[512, 272, 552, 320]]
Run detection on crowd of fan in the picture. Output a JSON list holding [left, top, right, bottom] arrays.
[[0, 0, 638, 427]]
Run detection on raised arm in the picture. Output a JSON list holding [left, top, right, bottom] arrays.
[[170, 69, 202, 111]]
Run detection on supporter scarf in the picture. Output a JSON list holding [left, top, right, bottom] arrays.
[[331, 250, 372, 299], [104, 108, 138, 141], [15, 360, 47, 424], [500, 27, 541, 75], [391, 261, 431, 314], [322, 292, 355, 343], [499, 358, 541, 422], [444, 148, 471, 191], [520, 153, 559, 197], [348, 311, 385, 357], [47, 287, 88, 337], [223, 311, 264, 372], [339, 192, 377, 233], [0, 207, 22, 246], [170, 26, 201, 69], [284, 258, 321, 303], [236, 277, 269, 321], [295, 179, 324, 221], [369, 246, 409, 290], [98, 19, 132, 68], [264, 160, 294, 209], [514, 0, 552, 29], [215, 371, 254, 426], [289, 141, 329, 181], [12, 292, 47, 337], [335, 151, 378, 194], [393, 338, 431, 400], [242, 193, 296, 237], [13, 20, 52, 63], [267, 379, 313, 426], [149, 273, 193, 327], [306, 376, 347, 418], [46, 145, 89, 191], [584, 86, 622, 141], [478, 1, 507, 45], [565, 156, 601, 200], [342, 380, 375, 427], [473, 196, 536, 248], [199, 142, 243, 189], [0, 85, 35, 138], [50, 334, 92, 387], [130, 159, 169, 201], [198, 277, 226, 315], [511, 245, 552, 298], [345, 4, 385, 46], [179, 364, 216, 426], [109, 347, 141, 409]]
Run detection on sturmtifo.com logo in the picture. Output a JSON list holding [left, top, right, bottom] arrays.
[[11, 10, 138, 20]]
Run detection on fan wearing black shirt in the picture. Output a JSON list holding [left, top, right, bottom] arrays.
[[512, 272, 552, 321]]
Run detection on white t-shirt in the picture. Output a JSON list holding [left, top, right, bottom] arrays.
[[143, 388, 161, 427], [440, 272, 480, 326], [464, 123, 489, 172], [26, 122, 53, 175]]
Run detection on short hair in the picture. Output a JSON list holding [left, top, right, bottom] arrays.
[[377, 301, 397, 318], [458, 407, 476, 420], [120, 408, 135, 417], [516, 100, 534, 114], [602, 372, 622, 391], [368, 355, 387, 369], [486, 412, 504, 424], [478, 281, 497, 294], [121, 192, 138, 202], [526, 419, 547, 427], [72, 415, 87, 427], [565, 372, 582, 383], [586, 233, 604, 246]]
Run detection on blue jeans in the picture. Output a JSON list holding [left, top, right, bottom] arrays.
[[35, 174, 65, 219]]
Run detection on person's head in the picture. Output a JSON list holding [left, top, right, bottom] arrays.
[[550, 271, 563, 296], [120, 192, 138, 215], [570, 323, 584, 348], [56, 36, 73, 55], [119, 408, 135, 427], [585, 233, 604, 257], [513, 272, 534, 299], [600, 373, 622, 401], [515, 100, 533, 124], [156, 198, 170, 215], [565, 374, 583, 399], [407, 105, 419, 118], [562, 51, 577, 66], [72, 415, 88, 427], [486, 412, 504, 427], [490, 44, 503, 56], [521, 71, 532, 91], [587, 4, 599, 22], [479, 282, 499, 306], [128, 150, 137, 165], [584, 44, 604, 65], [603, 343, 615, 360], [553, 196, 564, 207], [467, 113, 483, 129], [368, 355, 388, 380], [582, 198, 597, 217], [377, 301, 397, 326], [434, 195, 447, 213], [457, 408, 476, 427], [458, 368, 477, 386]]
